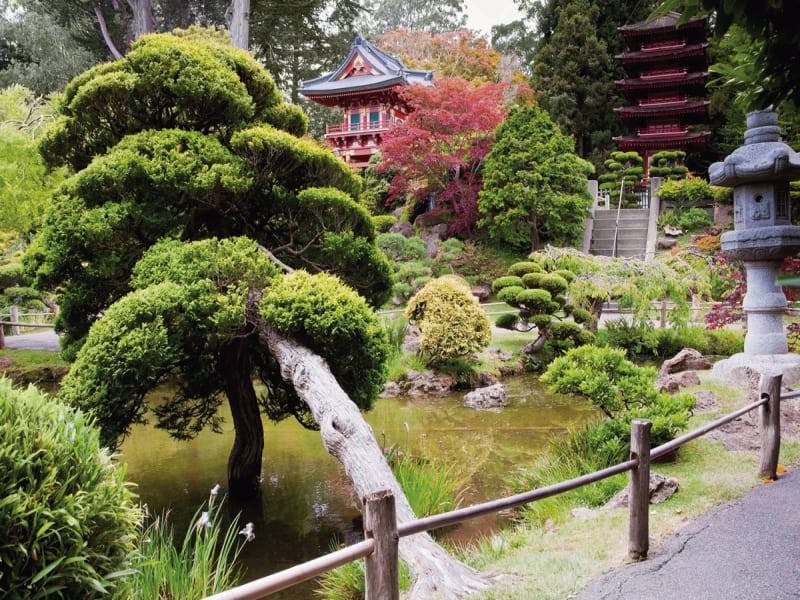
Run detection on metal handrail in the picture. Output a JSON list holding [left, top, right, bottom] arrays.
[[611, 179, 625, 257]]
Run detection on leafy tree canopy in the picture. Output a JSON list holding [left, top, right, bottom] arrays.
[[378, 77, 510, 236], [478, 103, 594, 253], [27, 31, 393, 496], [376, 29, 530, 89]]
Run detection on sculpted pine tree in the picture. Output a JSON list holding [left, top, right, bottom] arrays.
[[29, 30, 490, 597]]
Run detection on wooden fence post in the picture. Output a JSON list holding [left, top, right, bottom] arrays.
[[0, 318, 4, 349], [628, 419, 652, 561], [9, 306, 19, 336], [759, 373, 782, 480], [363, 489, 399, 600]]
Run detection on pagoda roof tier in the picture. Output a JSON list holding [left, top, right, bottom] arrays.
[[617, 42, 708, 65], [301, 37, 433, 107], [615, 99, 710, 120], [619, 11, 706, 38], [617, 70, 708, 95], [614, 131, 709, 151]]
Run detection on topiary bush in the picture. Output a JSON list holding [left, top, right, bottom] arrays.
[[406, 276, 491, 364], [541, 345, 694, 449], [0, 378, 139, 598]]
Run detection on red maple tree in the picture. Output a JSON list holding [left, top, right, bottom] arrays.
[[378, 77, 510, 236]]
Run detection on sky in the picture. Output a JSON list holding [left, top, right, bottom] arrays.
[[464, 0, 524, 35]]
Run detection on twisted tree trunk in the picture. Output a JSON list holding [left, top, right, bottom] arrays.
[[221, 336, 264, 499], [247, 306, 493, 598]]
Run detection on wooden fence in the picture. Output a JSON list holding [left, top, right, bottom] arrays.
[[0, 306, 56, 349], [205, 373, 792, 600]]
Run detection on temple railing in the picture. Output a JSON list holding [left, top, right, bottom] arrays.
[[325, 119, 394, 135]]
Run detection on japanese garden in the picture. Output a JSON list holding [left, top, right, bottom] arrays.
[[1, 0, 799, 598]]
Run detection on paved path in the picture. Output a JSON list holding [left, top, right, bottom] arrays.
[[577, 467, 800, 599], [2, 331, 60, 352]]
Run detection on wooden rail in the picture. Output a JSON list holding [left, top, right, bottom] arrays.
[[205, 373, 787, 600]]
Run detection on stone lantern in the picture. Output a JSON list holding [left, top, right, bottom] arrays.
[[711, 109, 800, 382]]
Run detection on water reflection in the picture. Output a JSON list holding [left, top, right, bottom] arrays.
[[119, 374, 598, 597]]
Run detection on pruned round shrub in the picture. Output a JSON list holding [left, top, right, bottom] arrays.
[[537, 274, 569, 297], [571, 307, 592, 325], [0, 378, 139, 598], [492, 275, 525, 293], [515, 288, 558, 314], [507, 261, 543, 277], [406, 276, 491, 363], [521, 272, 544, 289], [531, 314, 552, 330], [495, 312, 519, 330], [497, 285, 524, 304], [553, 269, 576, 284]]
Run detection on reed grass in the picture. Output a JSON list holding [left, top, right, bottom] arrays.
[[128, 491, 252, 599]]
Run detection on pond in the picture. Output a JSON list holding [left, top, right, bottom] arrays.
[[119, 374, 599, 598]]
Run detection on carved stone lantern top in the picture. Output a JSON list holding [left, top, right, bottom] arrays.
[[710, 109, 800, 187]]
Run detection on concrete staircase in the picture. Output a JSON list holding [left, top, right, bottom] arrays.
[[589, 208, 649, 258]]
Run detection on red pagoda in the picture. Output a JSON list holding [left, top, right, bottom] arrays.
[[300, 37, 434, 169], [614, 12, 710, 178]]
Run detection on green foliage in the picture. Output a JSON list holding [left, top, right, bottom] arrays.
[[658, 177, 715, 208], [497, 285, 524, 304], [478, 103, 592, 252], [0, 378, 139, 598], [390, 452, 460, 518], [406, 276, 491, 364], [541, 345, 660, 416], [377, 233, 426, 262], [507, 261, 543, 276], [372, 215, 397, 233], [541, 345, 694, 463], [659, 207, 713, 232], [128, 493, 249, 598], [514, 288, 558, 315], [491, 276, 525, 293], [30, 30, 392, 362], [494, 312, 520, 330], [0, 86, 66, 234], [260, 270, 389, 411]]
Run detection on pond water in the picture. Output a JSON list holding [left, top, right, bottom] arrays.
[[119, 375, 599, 598]]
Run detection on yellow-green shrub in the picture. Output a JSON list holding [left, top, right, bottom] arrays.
[[406, 276, 491, 363]]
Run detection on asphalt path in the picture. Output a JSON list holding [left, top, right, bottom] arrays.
[[577, 467, 800, 599], [2, 331, 60, 352]]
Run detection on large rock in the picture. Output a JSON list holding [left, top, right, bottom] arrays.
[[389, 220, 414, 238], [658, 237, 679, 250], [657, 370, 702, 393], [660, 348, 713, 375], [380, 381, 402, 398], [418, 223, 449, 258], [464, 383, 507, 410], [404, 370, 455, 396], [606, 472, 679, 508], [402, 325, 421, 353], [471, 284, 491, 303]]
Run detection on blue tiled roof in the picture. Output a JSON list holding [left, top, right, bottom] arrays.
[[300, 36, 433, 97]]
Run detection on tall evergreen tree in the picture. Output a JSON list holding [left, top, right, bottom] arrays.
[[531, 0, 615, 160]]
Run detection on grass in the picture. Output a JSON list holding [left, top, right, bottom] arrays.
[[0, 348, 67, 369], [128, 491, 250, 599], [460, 370, 800, 599]]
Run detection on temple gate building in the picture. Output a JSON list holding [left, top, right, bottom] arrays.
[[300, 37, 434, 169]]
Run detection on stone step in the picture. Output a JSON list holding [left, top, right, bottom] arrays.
[[591, 219, 650, 231], [591, 229, 648, 242], [593, 209, 649, 221]]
